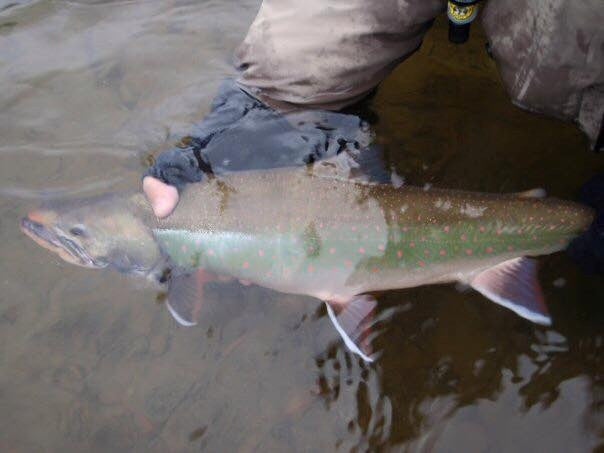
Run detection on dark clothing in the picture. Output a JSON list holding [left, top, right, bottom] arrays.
[[145, 79, 374, 188]]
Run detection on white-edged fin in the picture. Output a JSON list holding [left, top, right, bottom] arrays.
[[469, 257, 551, 325], [166, 271, 209, 327], [325, 295, 378, 362], [167, 301, 197, 327], [517, 188, 546, 198]]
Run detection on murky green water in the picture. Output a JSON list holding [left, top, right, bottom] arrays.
[[1, 1, 602, 451]]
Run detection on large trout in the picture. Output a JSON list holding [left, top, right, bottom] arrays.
[[20, 160, 593, 361]]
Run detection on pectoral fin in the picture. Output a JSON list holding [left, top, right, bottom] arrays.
[[325, 295, 378, 362], [469, 257, 551, 325], [166, 269, 217, 327]]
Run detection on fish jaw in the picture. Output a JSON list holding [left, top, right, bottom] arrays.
[[20, 214, 100, 268]]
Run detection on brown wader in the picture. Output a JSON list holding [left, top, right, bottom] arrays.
[[235, 0, 604, 150]]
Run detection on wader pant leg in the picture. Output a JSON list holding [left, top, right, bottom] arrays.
[[482, 0, 604, 150], [235, 0, 445, 111]]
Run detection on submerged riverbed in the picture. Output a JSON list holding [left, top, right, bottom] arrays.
[[0, 1, 602, 451]]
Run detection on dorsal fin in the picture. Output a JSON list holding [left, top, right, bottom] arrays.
[[516, 188, 547, 198]]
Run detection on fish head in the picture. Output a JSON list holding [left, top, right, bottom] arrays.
[[20, 193, 161, 274]]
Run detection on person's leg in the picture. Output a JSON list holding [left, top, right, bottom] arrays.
[[482, 0, 604, 150], [235, 0, 444, 110]]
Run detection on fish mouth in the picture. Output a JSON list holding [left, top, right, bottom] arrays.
[[20, 216, 100, 268]]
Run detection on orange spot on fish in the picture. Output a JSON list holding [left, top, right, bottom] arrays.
[[417, 260, 425, 267], [486, 247, 493, 253], [443, 226, 450, 233], [465, 249, 473, 255], [371, 267, 379, 273], [439, 249, 446, 256], [242, 261, 249, 269], [397, 250, 403, 258], [409, 241, 415, 247], [479, 226, 485, 232]]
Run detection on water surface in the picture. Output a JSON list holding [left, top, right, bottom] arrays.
[[0, 1, 602, 451]]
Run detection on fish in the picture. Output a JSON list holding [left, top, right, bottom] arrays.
[[20, 155, 594, 361]]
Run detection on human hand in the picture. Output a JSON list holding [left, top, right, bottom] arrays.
[[142, 176, 179, 218]]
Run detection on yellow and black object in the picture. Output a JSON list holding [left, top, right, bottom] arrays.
[[447, 0, 481, 44]]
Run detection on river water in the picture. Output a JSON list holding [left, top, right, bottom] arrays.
[[0, 1, 602, 451]]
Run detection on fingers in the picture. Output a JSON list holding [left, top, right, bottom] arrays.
[[142, 176, 179, 218]]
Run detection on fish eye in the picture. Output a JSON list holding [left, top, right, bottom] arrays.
[[69, 226, 86, 237]]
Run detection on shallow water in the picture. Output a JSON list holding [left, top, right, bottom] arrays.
[[1, 1, 603, 451]]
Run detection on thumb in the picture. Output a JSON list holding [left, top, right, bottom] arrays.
[[142, 176, 179, 218]]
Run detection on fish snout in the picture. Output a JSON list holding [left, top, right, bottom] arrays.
[[25, 209, 55, 225], [20, 208, 61, 242]]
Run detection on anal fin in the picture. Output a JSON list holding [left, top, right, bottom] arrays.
[[469, 257, 551, 325], [325, 295, 378, 362]]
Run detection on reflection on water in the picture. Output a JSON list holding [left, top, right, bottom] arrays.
[[0, 1, 602, 451]]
